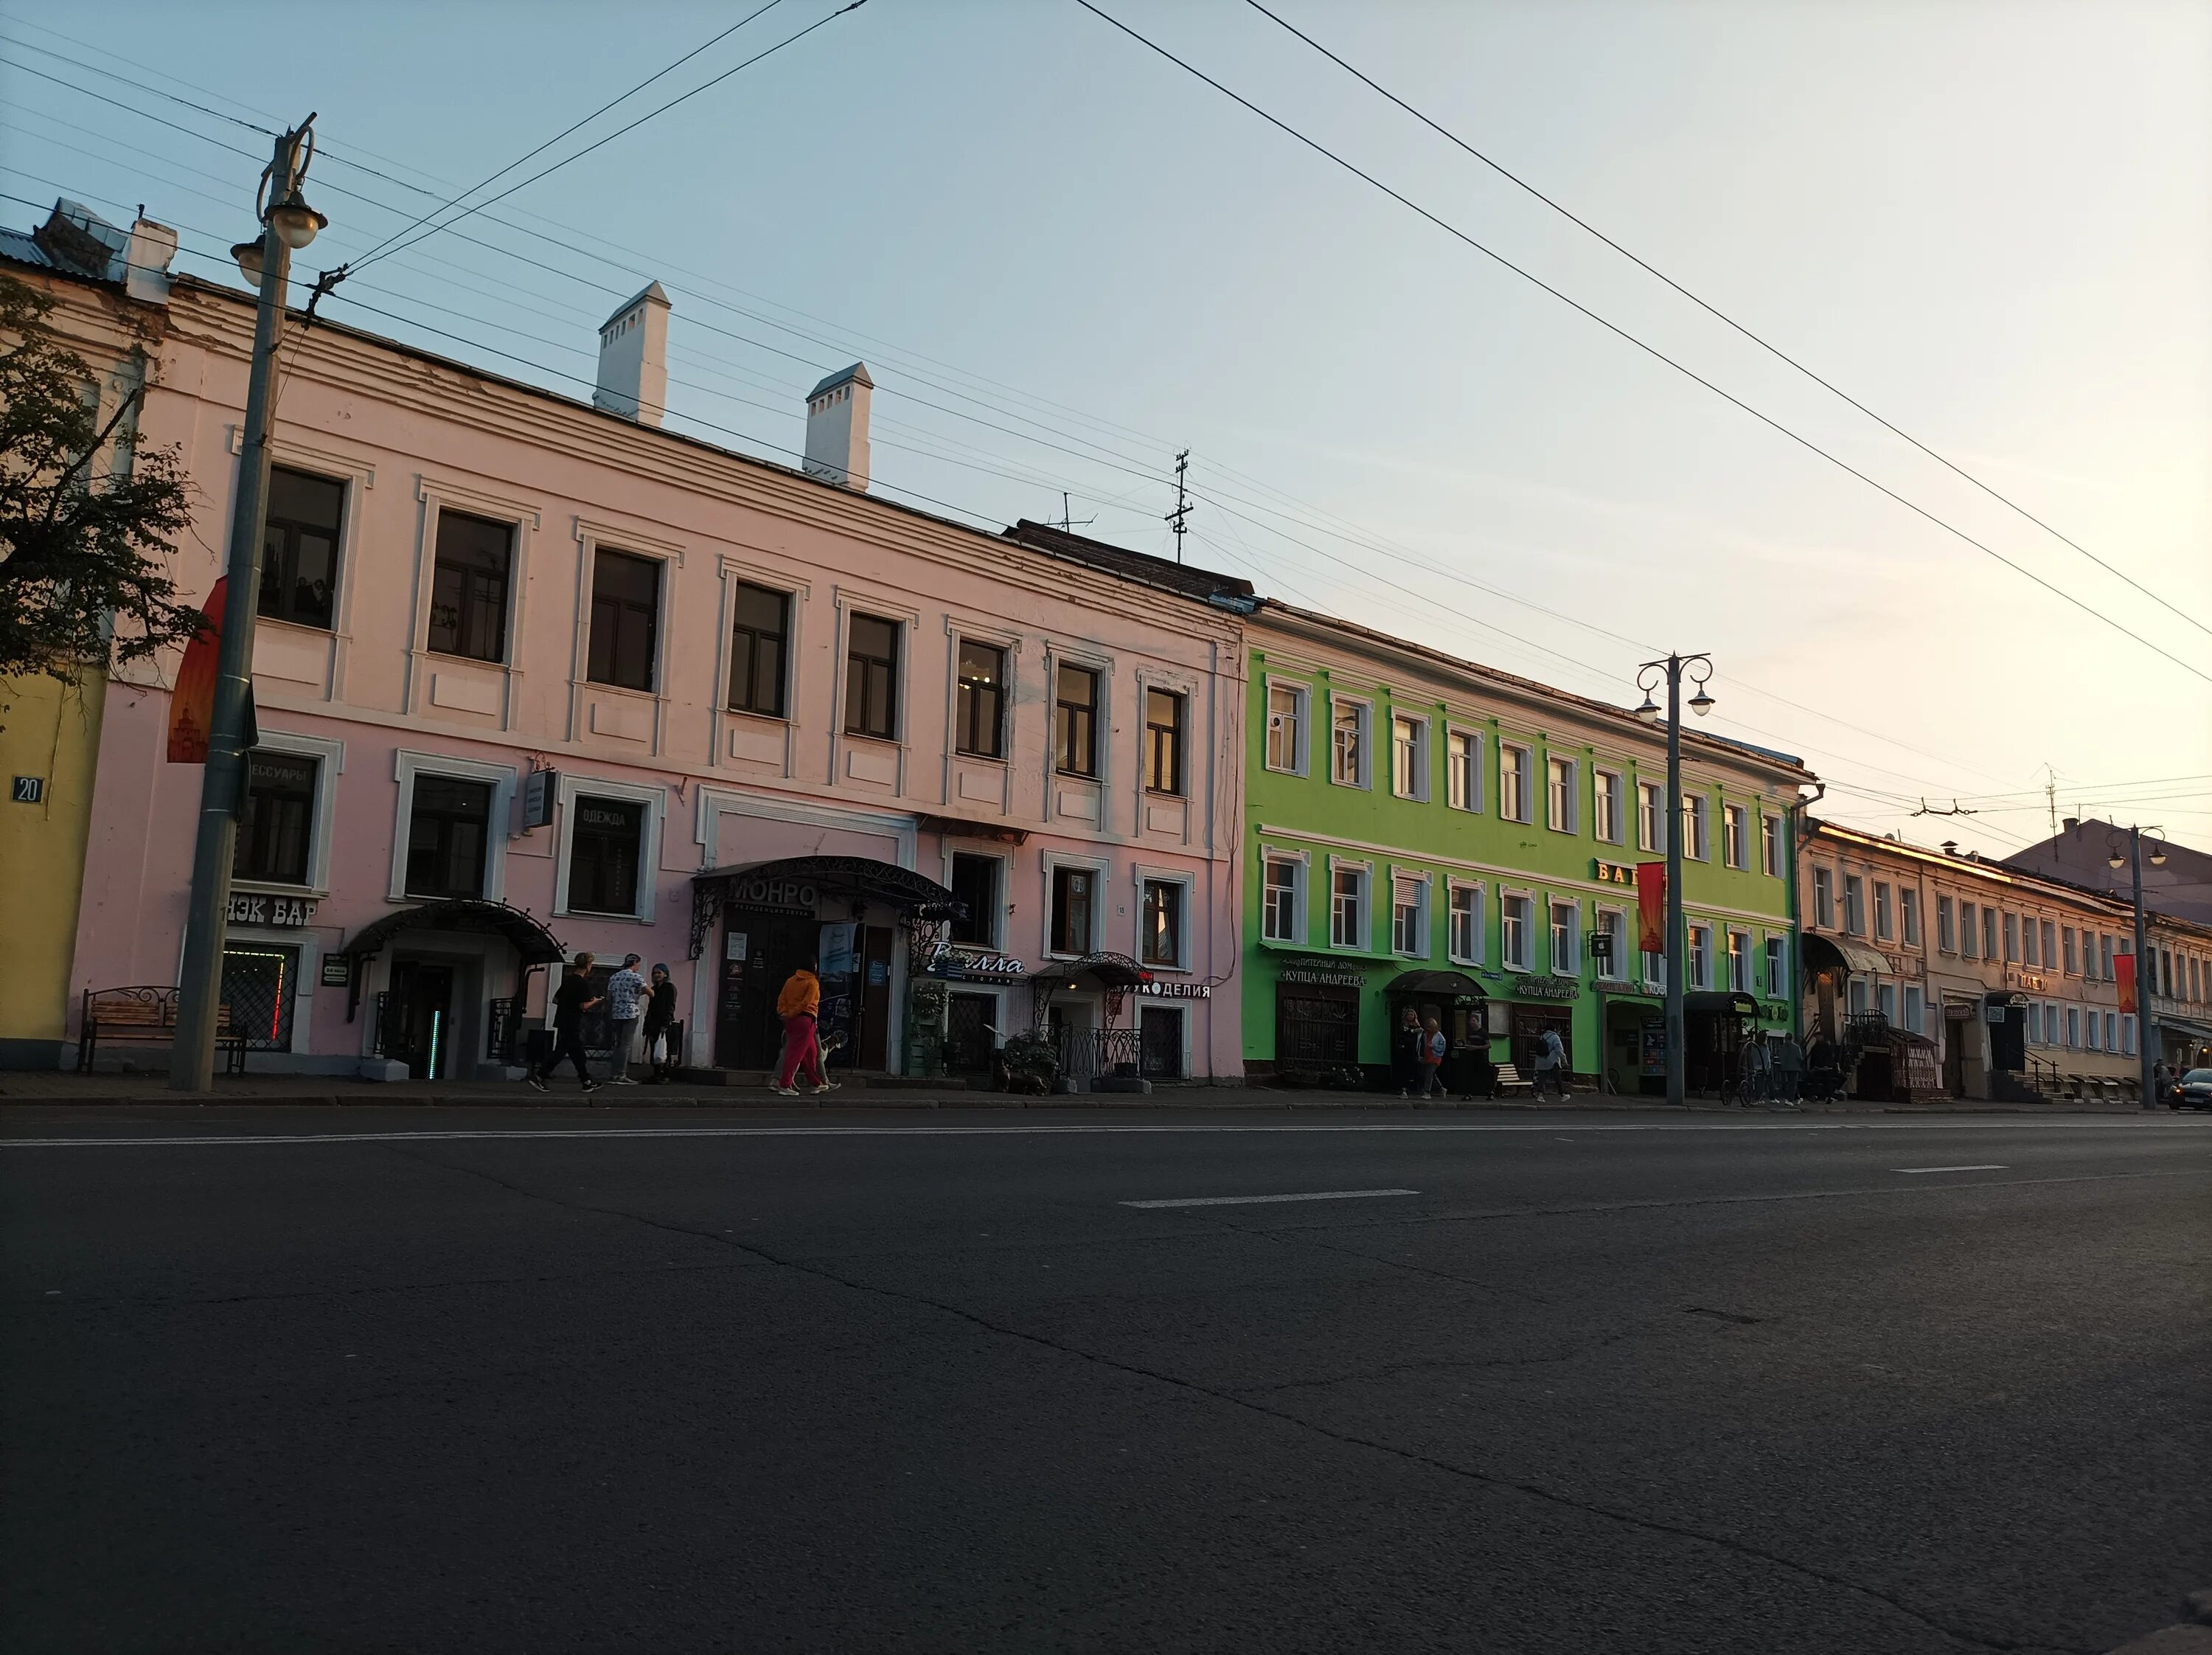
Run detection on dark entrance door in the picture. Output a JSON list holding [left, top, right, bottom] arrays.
[[388, 957, 456, 1079], [945, 991, 995, 1074], [858, 926, 894, 1071], [1139, 1005, 1185, 1079], [715, 914, 821, 1070], [1276, 982, 1358, 1070], [1942, 1007, 1968, 1095]]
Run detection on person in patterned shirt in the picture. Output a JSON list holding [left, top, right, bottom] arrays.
[[603, 954, 646, 1085]]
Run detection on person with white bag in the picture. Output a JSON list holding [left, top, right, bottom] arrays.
[[641, 962, 680, 1085]]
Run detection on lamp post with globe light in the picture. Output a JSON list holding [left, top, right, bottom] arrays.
[[1633, 653, 1714, 1106], [2107, 825, 2168, 1108], [170, 117, 329, 1092]]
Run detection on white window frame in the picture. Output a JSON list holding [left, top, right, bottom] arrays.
[[389, 749, 518, 904], [231, 729, 345, 896], [1901, 887, 1921, 948], [1688, 923, 1711, 990], [407, 478, 541, 724], [1042, 851, 1110, 959], [1499, 741, 1534, 825], [1813, 867, 1834, 930], [1260, 849, 1308, 946], [1135, 867, 1194, 972], [1843, 873, 1865, 937], [1764, 934, 1788, 996], [1594, 905, 1627, 981], [942, 846, 1013, 951], [1726, 928, 1750, 992], [552, 772, 667, 923], [1390, 868, 1430, 958], [1760, 812, 1782, 877], [1545, 754, 1578, 835], [1722, 802, 1748, 870], [1548, 898, 1581, 974], [1329, 856, 1371, 951], [1447, 879, 1485, 966], [1873, 881, 1893, 941], [1391, 713, 1429, 802], [1593, 767, 1624, 845], [1638, 780, 1666, 853], [1265, 679, 1310, 776], [1500, 889, 1534, 971], [1329, 697, 1372, 790], [1446, 726, 1482, 813], [1681, 791, 1710, 861], [572, 518, 684, 707]]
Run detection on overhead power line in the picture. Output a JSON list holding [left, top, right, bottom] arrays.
[[1072, 0, 2212, 690], [1238, 0, 2212, 647]]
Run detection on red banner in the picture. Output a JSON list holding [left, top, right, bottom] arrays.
[[1635, 861, 1666, 956], [2115, 951, 2137, 1015], [166, 577, 226, 764]]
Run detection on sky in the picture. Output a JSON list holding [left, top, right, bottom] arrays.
[[3, 0, 2207, 856]]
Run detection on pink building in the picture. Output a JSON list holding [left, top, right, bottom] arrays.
[[71, 269, 1250, 1083]]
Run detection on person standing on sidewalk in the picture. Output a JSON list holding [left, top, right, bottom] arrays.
[[1416, 1016, 1447, 1099], [1534, 1025, 1569, 1098], [602, 954, 647, 1086], [641, 962, 679, 1084], [771, 960, 834, 1097], [529, 953, 601, 1094], [1393, 1007, 1423, 1097]]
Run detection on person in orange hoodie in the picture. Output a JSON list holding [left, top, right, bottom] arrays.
[[771, 960, 834, 1095]]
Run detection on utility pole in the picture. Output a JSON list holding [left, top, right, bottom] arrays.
[[2110, 825, 2167, 1109], [170, 119, 326, 1092], [1635, 653, 1715, 1106], [1164, 449, 1192, 564]]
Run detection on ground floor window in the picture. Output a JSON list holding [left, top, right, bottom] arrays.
[[1276, 982, 1358, 1068], [569, 796, 644, 915], [220, 943, 300, 1051], [1139, 1005, 1185, 1078]]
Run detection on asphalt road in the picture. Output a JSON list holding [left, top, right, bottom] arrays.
[[3, 1106, 2205, 1654]]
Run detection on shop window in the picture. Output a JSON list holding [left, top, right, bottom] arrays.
[[1330, 866, 1366, 950], [428, 509, 513, 663], [948, 853, 1001, 947], [232, 750, 319, 886], [727, 581, 789, 717], [1262, 858, 1301, 944], [568, 795, 644, 916], [257, 465, 344, 630], [844, 614, 900, 740], [1878, 982, 1896, 1024], [956, 639, 1006, 759], [1050, 865, 1096, 955], [1501, 894, 1532, 969], [405, 774, 493, 900], [1848, 977, 1868, 1016], [1141, 879, 1184, 968], [1145, 687, 1185, 796], [1546, 756, 1576, 833], [220, 943, 299, 1051], [1057, 665, 1101, 777], [588, 548, 659, 692], [1448, 885, 1481, 963], [1448, 731, 1479, 811]]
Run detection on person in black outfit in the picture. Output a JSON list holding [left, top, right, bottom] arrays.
[[529, 951, 602, 1093], [1392, 1007, 1423, 1097], [641, 962, 680, 1083]]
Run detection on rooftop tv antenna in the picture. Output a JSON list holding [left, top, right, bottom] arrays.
[[1164, 449, 1192, 564]]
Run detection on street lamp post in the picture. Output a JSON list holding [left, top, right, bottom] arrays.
[[169, 117, 327, 1093], [2107, 825, 2168, 1110], [1634, 653, 1714, 1107]]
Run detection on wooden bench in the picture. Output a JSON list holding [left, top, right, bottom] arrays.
[[78, 987, 246, 1075], [1490, 1061, 1536, 1097]]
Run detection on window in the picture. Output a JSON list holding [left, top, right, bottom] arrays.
[[1501, 894, 1532, 968], [1596, 909, 1626, 980], [1726, 930, 1748, 991], [844, 614, 900, 739], [2086, 1009, 2102, 1051], [1848, 978, 1868, 1016], [1878, 982, 1896, 1024], [1982, 908, 1998, 962], [2022, 917, 2040, 968], [2062, 926, 2077, 974], [232, 750, 318, 885], [948, 853, 1001, 947], [1262, 858, 1301, 943], [427, 509, 512, 662], [1960, 902, 1979, 960], [1593, 769, 1622, 843], [1392, 875, 1426, 956], [587, 548, 660, 691], [1056, 664, 1100, 777], [1050, 865, 1096, 954], [1843, 875, 1865, 937], [2003, 912, 2019, 963], [1144, 687, 1185, 794], [1447, 731, 1480, 811], [726, 581, 788, 717], [1141, 879, 1184, 967], [1264, 681, 1303, 774], [1873, 881, 1893, 940], [1688, 924, 1711, 990], [2160, 949, 2174, 996], [2124, 1013, 2137, 1055], [1761, 813, 1783, 876], [405, 774, 493, 900], [956, 639, 1007, 759], [2104, 1010, 2118, 1052], [1722, 804, 1747, 869], [1638, 782, 1665, 853], [2065, 1006, 2080, 1048], [1449, 884, 1483, 963], [1550, 901, 1579, 973], [1330, 865, 1366, 949], [2194, 957, 2204, 1002], [1904, 985, 1924, 1033], [1764, 935, 1787, 996], [1680, 793, 1709, 861], [568, 796, 644, 915], [1331, 700, 1367, 786], [2100, 933, 2116, 979], [220, 943, 299, 1052], [1813, 867, 1834, 929], [1392, 715, 1426, 799], [1543, 756, 1576, 833], [1938, 895, 1955, 952], [1500, 743, 1532, 823], [257, 465, 344, 629], [1901, 888, 1921, 947]]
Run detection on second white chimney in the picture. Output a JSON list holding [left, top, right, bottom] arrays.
[[594, 282, 669, 425], [803, 362, 872, 492]]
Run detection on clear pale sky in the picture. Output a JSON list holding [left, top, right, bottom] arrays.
[[4, 0, 2207, 854]]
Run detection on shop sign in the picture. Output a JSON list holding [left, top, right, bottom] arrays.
[[319, 957, 351, 988], [1144, 980, 1211, 999], [228, 892, 317, 927], [1276, 955, 1366, 988], [521, 768, 557, 830], [1511, 973, 1582, 1002], [2008, 970, 2046, 991], [727, 875, 819, 914], [926, 945, 1027, 985], [1593, 859, 1638, 887]]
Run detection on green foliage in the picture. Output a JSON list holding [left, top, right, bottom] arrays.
[[0, 271, 201, 684]]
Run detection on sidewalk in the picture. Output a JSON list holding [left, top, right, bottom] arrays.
[[0, 1069, 2164, 1114]]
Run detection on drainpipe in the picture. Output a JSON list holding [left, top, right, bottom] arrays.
[[1790, 782, 1825, 1044]]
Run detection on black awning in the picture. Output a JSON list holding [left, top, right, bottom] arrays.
[[692, 856, 964, 918], [1383, 970, 1486, 999], [1684, 990, 1761, 1016], [1801, 933, 1889, 976], [1048, 952, 1151, 990], [343, 898, 566, 965]]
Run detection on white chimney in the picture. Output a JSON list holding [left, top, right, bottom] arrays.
[[123, 215, 178, 306], [803, 362, 872, 492], [593, 282, 669, 425]]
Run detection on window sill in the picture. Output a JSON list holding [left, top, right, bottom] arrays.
[[956, 749, 1010, 766], [563, 908, 649, 924], [1501, 962, 1531, 974], [234, 878, 326, 899], [425, 646, 509, 668], [255, 614, 336, 639], [403, 889, 488, 905], [1054, 766, 1102, 782], [725, 706, 789, 725], [1141, 960, 1190, 976], [841, 729, 902, 747], [585, 677, 658, 700], [1143, 786, 1188, 800]]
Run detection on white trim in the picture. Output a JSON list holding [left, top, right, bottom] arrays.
[[408, 476, 541, 730], [1135, 865, 1195, 971], [1259, 847, 1308, 946], [1593, 903, 1628, 982], [942, 844, 1014, 951], [1445, 724, 1483, 813], [552, 772, 667, 923], [1445, 877, 1485, 967], [1388, 864, 1432, 958], [570, 518, 681, 756], [1327, 854, 1372, 952], [1592, 766, 1625, 846], [1499, 888, 1535, 971], [387, 748, 519, 904], [244, 437, 375, 699], [1329, 695, 1372, 790], [1263, 675, 1311, 778], [1042, 850, 1112, 958], [1390, 712, 1430, 802], [232, 729, 345, 896], [1498, 739, 1535, 825]]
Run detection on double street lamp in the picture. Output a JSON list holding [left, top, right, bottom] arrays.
[[2107, 825, 2168, 1109], [170, 117, 328, 1092], [1634, 653, 1714, 1106]]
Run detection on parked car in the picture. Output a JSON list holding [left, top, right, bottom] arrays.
[[2174, 1069, 2212, 1111]]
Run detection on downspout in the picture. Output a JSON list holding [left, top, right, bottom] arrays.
[[1790, 781, 1825, 1044]]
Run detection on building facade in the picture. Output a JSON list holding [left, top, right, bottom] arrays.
[[1799, 821, 2153, 1098], [63, 254, 1249, 1082], [1242, 606, 1808, 1094]]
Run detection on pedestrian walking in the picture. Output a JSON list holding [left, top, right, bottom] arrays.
[[1416, 1016, 1447, 1099], [771, 960, 835, 1097], [528, 952, 602, 1094], [1534, 1025, 1568, 1098], [1773, 1033, 1804, 1104], [2153, 1058, 2174, 1106], [1394, 1007, 1423, 1097], [641, 962, 679, 1083], [602, 954, 646, 1084]]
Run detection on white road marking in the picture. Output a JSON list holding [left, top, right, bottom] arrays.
[[1121, 1188, 1419, 1209], [1891, 1165, 2009, 1174]]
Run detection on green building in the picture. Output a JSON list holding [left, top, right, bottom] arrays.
[[1242, 605, 1811, 1094]]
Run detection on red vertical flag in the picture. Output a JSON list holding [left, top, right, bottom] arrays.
[[166, 577, 227, 764], [1635, 861, 1667, 956], [2115, 952, 2138, 1015]]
